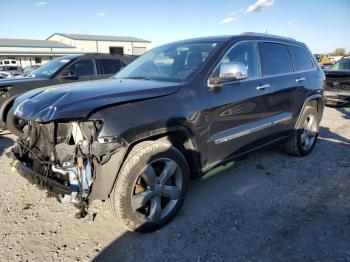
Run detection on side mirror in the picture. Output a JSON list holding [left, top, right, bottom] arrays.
[[208, 62, 248, 88], [60, 70, 78, 80], [219, 62, 248, 81]]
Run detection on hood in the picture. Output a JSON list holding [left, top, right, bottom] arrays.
[[13, 78, 182, 122]]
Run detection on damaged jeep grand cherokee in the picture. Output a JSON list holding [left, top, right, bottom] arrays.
[[10, 33, 325, 232]]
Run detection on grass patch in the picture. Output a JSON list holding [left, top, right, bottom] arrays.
[[202, 161, 235, 180]]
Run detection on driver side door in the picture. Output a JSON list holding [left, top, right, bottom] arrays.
[[206, 41, 273, 165]]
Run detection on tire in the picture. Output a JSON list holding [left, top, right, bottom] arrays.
[[284, 107, 320, 156], [6, 109, 26, 138], [108, 141, 190, 232]]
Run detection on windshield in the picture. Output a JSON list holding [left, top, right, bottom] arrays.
[[115, 41, 222, 82], [330, 58, 350, 70], [27, 57, 75, 78]]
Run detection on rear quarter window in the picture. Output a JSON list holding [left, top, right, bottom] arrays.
[[259, 42, 293, 76], [289, 45, 315, 71]]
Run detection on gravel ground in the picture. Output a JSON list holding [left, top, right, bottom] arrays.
[[0, 107, 349, 262]]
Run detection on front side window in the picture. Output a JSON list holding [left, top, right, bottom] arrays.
[[211, 41, 260, 80], [259, 42, 293, 76], [289, 45, 314, 71], [331, 58, 350, 70], [65, 59, 95, 76], [115, 41, 222, 82]]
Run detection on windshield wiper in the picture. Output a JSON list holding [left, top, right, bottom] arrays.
[[123, 76, 151, 80]]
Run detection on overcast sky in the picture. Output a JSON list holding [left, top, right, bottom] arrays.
[[1, 0, 349, 53]]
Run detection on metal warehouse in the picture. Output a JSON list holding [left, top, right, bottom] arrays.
[[0, 33, 151, 67]]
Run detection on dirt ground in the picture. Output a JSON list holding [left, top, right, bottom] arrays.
[[0, 107, 349, 262]]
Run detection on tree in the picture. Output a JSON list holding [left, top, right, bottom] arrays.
[[329, 48, 347, 56]]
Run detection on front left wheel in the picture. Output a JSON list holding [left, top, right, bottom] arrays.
[[108, 141, 190, 232]]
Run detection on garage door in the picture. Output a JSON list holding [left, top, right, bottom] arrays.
[[133, 47, 147, 56]]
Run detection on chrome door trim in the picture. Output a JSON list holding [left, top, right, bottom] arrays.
[[209, 112, 293, 145]]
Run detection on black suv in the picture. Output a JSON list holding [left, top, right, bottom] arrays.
[[0, 53, 135, 136], [10, 33, 325, 231]]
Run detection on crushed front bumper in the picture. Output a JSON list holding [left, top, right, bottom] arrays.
[[9, 152, 71, 195]]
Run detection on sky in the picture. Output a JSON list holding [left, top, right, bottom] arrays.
[[0, 0, 349, 53]]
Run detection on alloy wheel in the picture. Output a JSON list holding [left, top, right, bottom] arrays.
[[301, 114, 318, 151], [131, 158, 182, 222]]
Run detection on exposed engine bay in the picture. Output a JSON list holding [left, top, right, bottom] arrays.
[[12, 120, 122, 218]]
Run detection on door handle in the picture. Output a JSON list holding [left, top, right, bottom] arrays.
[[256, 84, 270, 91], [296, 77, 306, 83]]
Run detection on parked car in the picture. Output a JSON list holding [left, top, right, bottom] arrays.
[[10, 33, 324, 232], [0, 53, 135, 136], [0, 59, 17, 66], [0, 65, 24, 78], [324, 56, 350, 107]]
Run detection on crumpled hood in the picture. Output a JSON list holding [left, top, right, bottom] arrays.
[[13, 78, 181, 122]]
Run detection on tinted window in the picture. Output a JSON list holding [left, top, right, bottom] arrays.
[[289, 45, 314, 71], [66, 59, 94, 76], [213, 41, 260, 79], [100, 59, 125, 74], [259, 42, 293, 76]]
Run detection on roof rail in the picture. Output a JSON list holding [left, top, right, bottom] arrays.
[[241, 32, 295, 41]]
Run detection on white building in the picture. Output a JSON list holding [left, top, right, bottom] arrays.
[[0, 33, 151, 67]]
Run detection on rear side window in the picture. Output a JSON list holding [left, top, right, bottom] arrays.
[[259, 42, 293, 76], [100, 59, 125, 74], [289, 45, 314, 71]]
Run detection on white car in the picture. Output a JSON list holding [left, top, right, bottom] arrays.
[[0, 59, 18, 66]]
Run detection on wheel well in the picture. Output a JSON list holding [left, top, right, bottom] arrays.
[[305, 98, 324, 121], [128, 130, 202, 179], [2, 99, 14, 124]]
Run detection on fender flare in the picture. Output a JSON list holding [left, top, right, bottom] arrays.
[[294, 94, 324, 129], [89, 125, 201, 201]]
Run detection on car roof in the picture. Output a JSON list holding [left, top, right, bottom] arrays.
[[167, 33, 304, 47]]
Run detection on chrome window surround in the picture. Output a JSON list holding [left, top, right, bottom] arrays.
[[207, 39, 318, 88]]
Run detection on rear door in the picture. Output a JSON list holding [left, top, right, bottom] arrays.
[[97, 58, 126, 79], [288, 44, 319, 111], [207, 41, 273, 165], [257, 42, 297, 136]]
